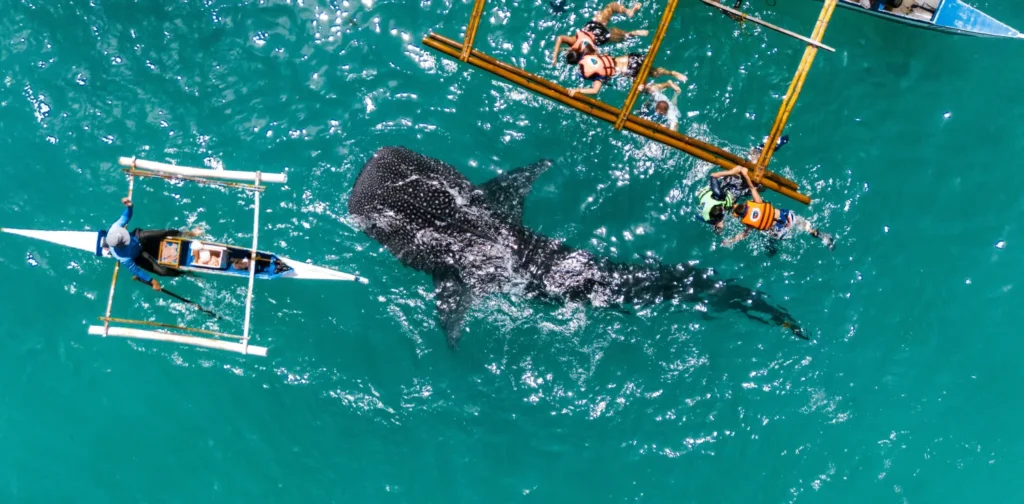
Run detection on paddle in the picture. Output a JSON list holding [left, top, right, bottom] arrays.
[[134, 277, 221, 319]]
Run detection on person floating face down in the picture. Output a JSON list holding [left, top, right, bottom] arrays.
[[568, 52, 688, 98], [721, 168, 834, 250], [697, 136, 789, 232], [642, 79, 684, 131], [552, 2, 649, 66]]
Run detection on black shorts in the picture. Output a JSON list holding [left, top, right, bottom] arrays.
[[626, 52, 645, 78], [583, 21, 611, 45]]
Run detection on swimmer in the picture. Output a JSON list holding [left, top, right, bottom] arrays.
[[722, 167, 834, 250], [567, 53, 687, 97], [641, 79, 683, 131], [551, 2, 648, 65], [695, 136, 789, 232]]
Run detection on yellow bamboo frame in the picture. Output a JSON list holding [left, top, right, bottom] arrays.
[[424, 34, 810, 204], [430, 0, 839, 204], [461, 0, 488, 61], [754, 0, 838, 182], [614, 0, 678, 130]]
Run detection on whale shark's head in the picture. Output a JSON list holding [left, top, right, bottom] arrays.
[[348, 146, 486, 274]]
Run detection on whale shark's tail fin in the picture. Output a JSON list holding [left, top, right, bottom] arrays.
[[613, 263, 805, 339], [702, 281, 806, 339]]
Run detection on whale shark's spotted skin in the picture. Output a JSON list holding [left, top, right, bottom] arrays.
[[348, 146, 801, 346]]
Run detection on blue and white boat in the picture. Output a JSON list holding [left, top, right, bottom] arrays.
[[0, 228, 364, 282], [833, 0, 1023, 39]]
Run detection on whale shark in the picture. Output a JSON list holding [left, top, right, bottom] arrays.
[[348, 146, 802, 346]]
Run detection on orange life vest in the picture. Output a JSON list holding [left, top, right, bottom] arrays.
[[580, 54, 616, 80], [740, 201, 777, 231], [571, 29, 597, 52]]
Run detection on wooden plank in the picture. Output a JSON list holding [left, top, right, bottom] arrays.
[[422, 35, 811, 204], [614, 0, 679, 130], [701, 0, 835, 52]]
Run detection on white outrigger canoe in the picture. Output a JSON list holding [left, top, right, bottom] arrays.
[[0, 228, 366, 283], [4, 156, 367, 357]]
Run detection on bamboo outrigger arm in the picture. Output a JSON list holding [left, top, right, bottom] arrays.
[[754, 0, 839, 182], [461, 0, 487, 61], [614, 0, 678, 130], [423, 33, 810, 204]]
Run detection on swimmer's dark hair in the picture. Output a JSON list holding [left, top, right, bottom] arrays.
[[565, 50, 582, 65], [709, 205, 725, 225], [655, 101, 669, 115], [732, 202, 747, 218]]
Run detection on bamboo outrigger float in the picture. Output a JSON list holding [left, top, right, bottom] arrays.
[[424, 0, 849, 205]]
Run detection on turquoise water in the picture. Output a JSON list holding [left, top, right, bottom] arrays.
[[2, 0, 1023, 501]]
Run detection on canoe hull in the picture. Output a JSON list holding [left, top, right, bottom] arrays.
[[1, 228, 366, 283], [830, 0, 1024, 39]]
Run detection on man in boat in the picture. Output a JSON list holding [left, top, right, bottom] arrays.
[[104, 198, 203, 290], [551, 2, 648, 66], [567, 52, 687, 97], [696, 136, 788, 232], [640, 79, 682, 131], [722, 168, 834, 250]]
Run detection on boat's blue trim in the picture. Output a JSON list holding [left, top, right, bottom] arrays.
[[830, 0, 1023, 39], [95, 230, 107, 257], [934, 0, 1024, 39]]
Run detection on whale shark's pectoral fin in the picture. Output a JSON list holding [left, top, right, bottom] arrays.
[[480, 159, 553, 223], [433, 274, 474, 348]]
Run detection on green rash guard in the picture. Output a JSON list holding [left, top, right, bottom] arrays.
[[697, 186, 733, 223]]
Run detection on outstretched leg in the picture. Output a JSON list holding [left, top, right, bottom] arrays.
[[608, 26, 648, 42], [593, 2, 642, 25], [792, 216, 835, 250]]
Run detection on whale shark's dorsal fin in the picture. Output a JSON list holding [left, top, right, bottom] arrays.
[[434, 273, 474, 348], [480, 159, 552, 223]]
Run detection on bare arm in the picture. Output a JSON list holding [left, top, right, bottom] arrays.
[[645, 81, 671, 93], [722, 229, 750, 247], [551, 35, 573, 65], [568, 80, 603, 97], [711, 166, 744, 179], [741, 168, 763, 203]]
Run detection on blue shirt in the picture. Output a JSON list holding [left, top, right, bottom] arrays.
[[108, 206, 152, 283]]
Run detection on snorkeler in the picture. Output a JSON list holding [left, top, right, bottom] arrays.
[[567, 52, 687, 97], [695, 135, 789, 231], [551, 2, 648, 65], [722, 167, 834, 250], [641, 79, 683, 131]]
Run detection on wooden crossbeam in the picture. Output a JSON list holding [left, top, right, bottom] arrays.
[[423, 33, 810, 204]]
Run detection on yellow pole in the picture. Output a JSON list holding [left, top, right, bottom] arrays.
[[754, 0, 838, 183], [614, 0, 678, 130], [103, 157, 137, 336], [461, 0, 487, 62]]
